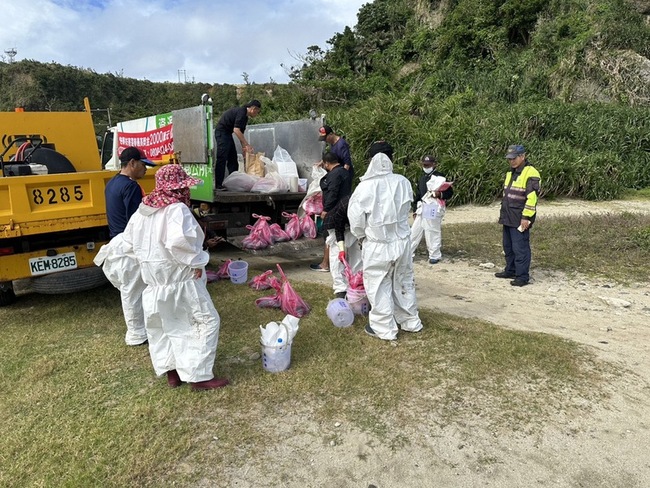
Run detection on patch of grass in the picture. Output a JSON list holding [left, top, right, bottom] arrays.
[[620, 188, 650, 200], [443, 212, 650, 282], [0, 271, 614, 486]]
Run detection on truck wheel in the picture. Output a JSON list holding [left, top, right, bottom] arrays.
[[27, 147, 76, 174], [30, 267, 108, 295], [0, 281, 17, 306]]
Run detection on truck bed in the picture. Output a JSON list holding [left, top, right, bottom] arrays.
[[210, 190, 310, 241], [212, 190, 306, 203], [226, 234, 322, 255]]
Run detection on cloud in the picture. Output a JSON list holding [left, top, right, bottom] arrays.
[[0, 0, 366, 83]]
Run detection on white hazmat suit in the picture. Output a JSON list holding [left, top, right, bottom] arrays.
[[410, 175, 447, 261], [326, 228, 362, 294], [94, 234, 148, 345], [348, 153, 423, 340], [120, 202, 220, 383]]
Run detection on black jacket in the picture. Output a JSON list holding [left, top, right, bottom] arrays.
[[320, 165, 352, 212]]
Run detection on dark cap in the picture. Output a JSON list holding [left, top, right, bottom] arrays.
[[119, 146, 156, 166], [421, 155, 437, 164], [318, 125, 333, 141], [505, 145, 526, 159], [368, 140, 393, 161]]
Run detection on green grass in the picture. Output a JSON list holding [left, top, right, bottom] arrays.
[[1, 265, 613, 487], [442, 212, 650, 283]]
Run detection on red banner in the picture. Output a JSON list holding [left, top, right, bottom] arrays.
[[117, 124, 173, 161]]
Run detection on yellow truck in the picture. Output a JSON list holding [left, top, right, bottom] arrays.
[[0, 98, 154, 305]]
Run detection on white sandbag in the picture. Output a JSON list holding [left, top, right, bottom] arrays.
[[272, 146, 299, 179], [251, 171, 290, 193], [224, 171, 260, 192]]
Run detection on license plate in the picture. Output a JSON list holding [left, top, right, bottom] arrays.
[[29, 252, 78, 276]]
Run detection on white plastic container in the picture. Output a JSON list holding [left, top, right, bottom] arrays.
[[326, 298, 354, 328], [289, 176, 299, 192], [298, 178, 308, 192], [228, 260, 248, 284], [261, 340, 292, 372]]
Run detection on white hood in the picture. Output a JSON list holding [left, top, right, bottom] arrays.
[[360, 153, 393, 181], [348, 155, 413, 243]]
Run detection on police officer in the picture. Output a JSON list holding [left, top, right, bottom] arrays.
[[495, 145, 541, 287]]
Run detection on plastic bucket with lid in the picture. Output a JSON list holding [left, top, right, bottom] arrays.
[[326, 298, 354, 328], [261, 340, 292, 372], [228, 260, 248, 284]]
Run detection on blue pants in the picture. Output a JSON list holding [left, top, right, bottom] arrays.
[[502, 225, 531, 282], [215, 130, 238, 186]]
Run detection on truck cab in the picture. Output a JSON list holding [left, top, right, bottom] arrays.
[[0, 98, 155, 305]]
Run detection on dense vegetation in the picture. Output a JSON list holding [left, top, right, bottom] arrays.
[[1, 0, 648, 204]]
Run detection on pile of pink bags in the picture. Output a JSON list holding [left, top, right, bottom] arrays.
[[242, 212, 316, 250], [241, 214, 292, 250]]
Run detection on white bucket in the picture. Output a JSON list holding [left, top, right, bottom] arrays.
[[261, 341, 292, 372], [228, 260, 248, 284], [326, 298, 354, 328], [347, 289, 370, 315]]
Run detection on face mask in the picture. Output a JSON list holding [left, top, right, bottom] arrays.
[[423, 167, 434, 174]]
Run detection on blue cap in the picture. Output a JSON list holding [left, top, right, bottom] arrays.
[[505, 145, 526, 159]]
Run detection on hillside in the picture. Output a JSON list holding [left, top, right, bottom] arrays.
[[0, 0, 648, 204], [287, 0, 650, 203]]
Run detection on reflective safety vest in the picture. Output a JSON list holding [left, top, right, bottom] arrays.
[[499, 162, 541, 227]]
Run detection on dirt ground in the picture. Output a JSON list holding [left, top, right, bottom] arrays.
[[210, 198, 650, 488]]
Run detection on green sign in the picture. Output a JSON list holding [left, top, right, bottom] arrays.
[[184, 163, 214, 202]]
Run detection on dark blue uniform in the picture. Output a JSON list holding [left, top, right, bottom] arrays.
[[105, 174, 144, 238], [215, 106, 249, 187]]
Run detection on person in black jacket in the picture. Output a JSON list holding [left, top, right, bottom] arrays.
[[214, 100, 261, 190], [321, 194, 363, 299], [410, 155, 453, 264], [309, 151, 352, 274]]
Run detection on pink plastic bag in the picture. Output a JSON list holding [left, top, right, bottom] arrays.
[[253, 271, 283, 308], [241, 214, 275, 250], [342, 257, 364, 290], [300, 215, 317, 239], [205, 269, 220, 283], [251, 214, 274, 245], [255, 293, 282, 309], [249, 270, 275, 291], [303, 193, 323, 215], [276, 264, 310, 318], [282, 211, 302, 240], [215, 259, 232, 279], [269, 223, 291, 243], [241, 225, 269, 250]]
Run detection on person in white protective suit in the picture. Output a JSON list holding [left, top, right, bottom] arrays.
[[94, 233, 147, 346], [347, 141, 423, 340], [410, 155, 453, 264], [120, 164, 228, 390]]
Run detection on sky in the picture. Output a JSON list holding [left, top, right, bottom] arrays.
[[0, 0, 368, 84]]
